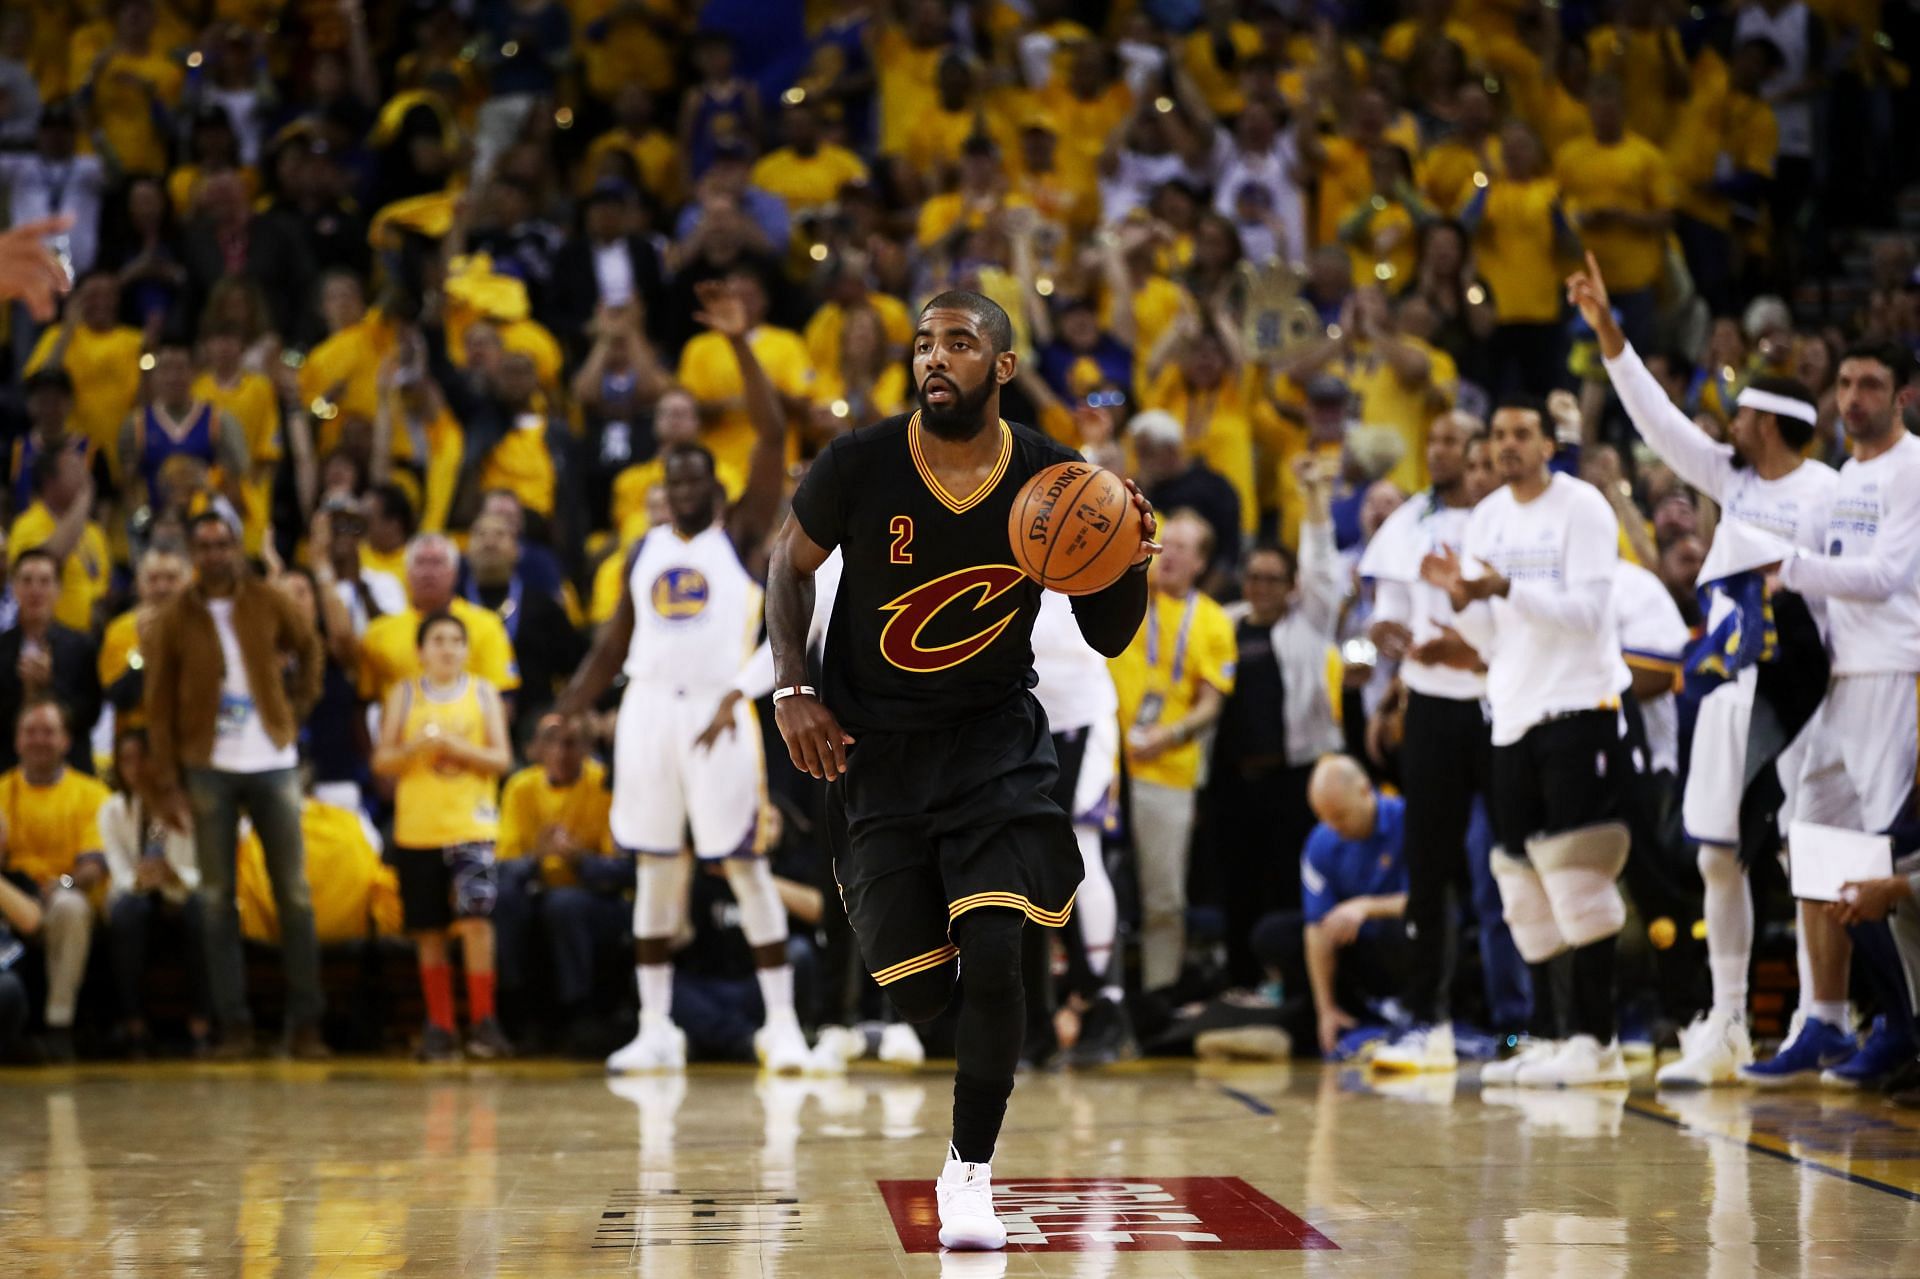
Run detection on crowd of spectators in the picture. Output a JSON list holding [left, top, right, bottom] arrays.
[[0, 0, 1915, 1064]]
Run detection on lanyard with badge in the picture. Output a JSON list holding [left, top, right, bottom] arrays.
[[466, 575, 523, 642], [1134, 592, 1196, 728]]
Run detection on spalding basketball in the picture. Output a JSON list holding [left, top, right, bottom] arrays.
[[1008, 461, 1141, 595]]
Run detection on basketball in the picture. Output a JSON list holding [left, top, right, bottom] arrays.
[[1007, 460, 1141, 595]]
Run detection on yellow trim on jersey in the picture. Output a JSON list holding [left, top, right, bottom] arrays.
[[908, 411, 1012, 514], [948, 890, 1077, 928], [873, 944, 960, 986]]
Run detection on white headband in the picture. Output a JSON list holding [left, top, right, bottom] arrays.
[[1736, 386, 1818, 426]]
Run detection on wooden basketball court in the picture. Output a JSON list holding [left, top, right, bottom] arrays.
[[4, 1058, 1919, 1276]]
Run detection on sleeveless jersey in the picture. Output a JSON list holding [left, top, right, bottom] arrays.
[[623, 522, 762, 689], [11, 434, 93, 511], [393, 676, 500, 849], [137, 401, 219, 498], [788, 411, 1082, 735]]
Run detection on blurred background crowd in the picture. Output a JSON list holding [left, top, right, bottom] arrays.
[[0, 0, 1915, 1067]]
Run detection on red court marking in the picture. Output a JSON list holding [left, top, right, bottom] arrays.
[[876, 1176, 1338, 1252]]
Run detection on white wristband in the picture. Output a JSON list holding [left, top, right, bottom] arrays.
[[771, 685, 817, 704]]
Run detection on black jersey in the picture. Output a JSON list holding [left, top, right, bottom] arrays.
[[790, 411, 1082, 736]]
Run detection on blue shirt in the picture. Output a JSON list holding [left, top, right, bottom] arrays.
[[1300, 794, 1408, 945]]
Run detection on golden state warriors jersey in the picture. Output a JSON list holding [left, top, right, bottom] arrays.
[[623, 522, 763, 688], [394, 676, 500, 849]]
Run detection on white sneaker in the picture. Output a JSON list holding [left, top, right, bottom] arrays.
[[1371, 1022, 1458, 1073], [936, 1147, 1006, 1251], [1656, 1011, 1754, 1088], [756, 1014, 812, 1074], [606, 1014, 686, 1074], [807, 1024, 862, 1073], [1515, 1034, 1629, 1088], [879, 1022, 926, 1067], [1481, 1038, 1558, 1086]]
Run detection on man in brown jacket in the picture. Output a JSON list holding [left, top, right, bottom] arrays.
[[146, 512, 327, 1058]]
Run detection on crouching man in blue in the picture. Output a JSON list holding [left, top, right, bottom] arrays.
[[1253, 754, 1409, 1056]]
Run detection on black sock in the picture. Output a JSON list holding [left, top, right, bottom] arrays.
[[1527, 958, 1562, 1040], [950, 909, 1026, 1163], [1571, 938, 1617, 1042], [951, 1072, 1016, 1164]]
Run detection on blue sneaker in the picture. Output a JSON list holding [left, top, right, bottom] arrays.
[[1821, 1016, 1918, 1089], [1740, 1014, 1856, 1087]]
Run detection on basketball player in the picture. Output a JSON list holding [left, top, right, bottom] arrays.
[[1570, 256, 1836, 1086], [1750, 339, 1920, 1088], [1029, 589, 1132, 1066], [1364, 411, 1494, 1073], [547, 280, 800, 1074], [767, 291, 1155, 1250], [1423, 396, 1634, 1087]]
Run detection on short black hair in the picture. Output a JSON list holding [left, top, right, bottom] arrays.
[[1493, 391, 1547, 421], [187, 509, 238, 542], [1745, 374, 1818, 450], [416, 608, 467, 650], [10, 545, 58, 577], [17, 695, 71, 738], [919, 290, 1014, 357], [367, 482, 417, 537], [1840, 340, 1919, 388], [662, 442, 717, 478]]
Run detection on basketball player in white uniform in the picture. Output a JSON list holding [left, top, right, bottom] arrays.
[[1755, 339, 1920, 1088], [549, 281, 806, 1073], [1029, 589, 1131, 1065], [1572, 257, 1838, 1085]]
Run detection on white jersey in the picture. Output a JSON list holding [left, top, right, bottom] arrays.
[[732, 550, 843, 700], [1780, 431, 1920, 676], [1359, 490, 1486, 701], [1604, 340, 1835, 563], [1457, 474, 1630, 747], [1615, 560, 1691, 775], [622, 523, 762, 689], [1031, 591, 1119, 733]]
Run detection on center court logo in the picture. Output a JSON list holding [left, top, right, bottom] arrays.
[[877, 1176, 1336, 1252], [651, 567, 710, 618], [878, 564, 1026, 672]]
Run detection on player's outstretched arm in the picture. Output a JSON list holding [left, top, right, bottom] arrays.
[[702, 277, 787, 554], [1067, 479, 1157, 658], [547, 546, 640, 724], [768, 515, 854, 780]]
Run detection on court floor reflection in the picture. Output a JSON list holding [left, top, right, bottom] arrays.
[[2, 1059, 1918, 1276]]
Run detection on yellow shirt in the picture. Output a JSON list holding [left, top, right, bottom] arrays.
[[1109, 590, 1237, 790], [1587, 26, 1689, 145], [98, 609, 145, 732], [1667, 91, 1778, 231], [360, 541, 407, 584], [1474, 177, 1565, 323], [590, 536, 636, 625], [1038, 81, 1133, 189], [1380, 19, 1484, 66], [9, 502, 109, 633], [612, 454, 745, 537], [239, 798, 403, 944], [576, 0, 680, 98], [1102, 277, 1191, 364], [1342, 197, 1422, 289], [1553, 134, 1675, 292], [194, 370, 281, 555], [1181, 23, 1264, 116], [803, 294, 914, 383], [875, 26, 948, 157], [676, 326, 813, 479], [1335, 338, 1459, 492], [25, 325, 145, 460], [89, 50, 184, 175], [393, 675, 501, 850], [1139, 366, 1263, 534], [915, 190, 1031, 248], [0, 767, 109, 883], [750, 145, 870, 214], [1316, 136, 1376, 248], [298, 312, 398, 439], [1419, 136, 1503, 215], [497, 758, 615, 888], [582, 125, 683, 206], [477, 414, 558, 517], [358, 597, 520, 702]]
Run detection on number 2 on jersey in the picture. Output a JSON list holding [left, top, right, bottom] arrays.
[[889, 515, 914, 564]]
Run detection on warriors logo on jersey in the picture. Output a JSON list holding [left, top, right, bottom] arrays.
[[878, 564, 1027, 673], [650, 567, 711, 618]]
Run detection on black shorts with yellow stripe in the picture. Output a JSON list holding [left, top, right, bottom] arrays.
[[825, 693, 1083, 991]]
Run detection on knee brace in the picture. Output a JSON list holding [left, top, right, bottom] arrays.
[[721, 856, 790, 948], [1528, 824, 1630, 948], [1490, 847, 1568, 963], [633, 854, 693, 940], [954, 908, 1025, 1003]]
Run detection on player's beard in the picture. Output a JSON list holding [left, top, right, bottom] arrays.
[[918, 374, 997, 441]]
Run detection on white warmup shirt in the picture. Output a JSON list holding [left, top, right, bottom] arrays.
[[207, 598, 297, 773], [1455, 474, 1630, 747], [1779, 431, 1920, 676], [1360, 489, 1487, 702], [1030, 589, 1119, 735], [1614, 560, 1692, 775]]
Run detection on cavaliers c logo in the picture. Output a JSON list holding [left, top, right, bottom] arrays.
[[878, 565, 1027, 673]]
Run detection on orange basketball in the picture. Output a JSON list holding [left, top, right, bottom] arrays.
[[1008, 461, 1141, 595]]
